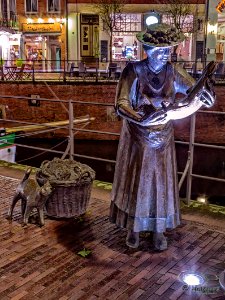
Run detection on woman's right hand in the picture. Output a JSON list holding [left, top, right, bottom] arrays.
[[141, 110, 168, 126]]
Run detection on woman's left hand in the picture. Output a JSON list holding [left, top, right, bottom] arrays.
[[199, 77, 215, 108], [199, 87, 215, 108]]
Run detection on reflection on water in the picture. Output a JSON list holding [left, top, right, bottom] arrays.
[[15, 138, 225, 205]]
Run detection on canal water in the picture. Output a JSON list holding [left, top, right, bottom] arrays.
[[15, 137, 225, 206], [15, 138, 118, 183]]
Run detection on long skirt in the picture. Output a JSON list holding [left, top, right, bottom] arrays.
[[109, 120, 180, 233]]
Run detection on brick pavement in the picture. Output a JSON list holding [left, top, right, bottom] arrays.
[[0, 175, 225, 300]]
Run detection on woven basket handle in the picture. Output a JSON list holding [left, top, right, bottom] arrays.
[[81, 171, 94, 180], [41, 160, 50, 167]]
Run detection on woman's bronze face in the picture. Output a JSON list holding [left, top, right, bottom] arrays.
[[144, 47, 171, 71]]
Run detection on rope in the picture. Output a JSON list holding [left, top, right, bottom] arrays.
[[16, 138, 69, 163]]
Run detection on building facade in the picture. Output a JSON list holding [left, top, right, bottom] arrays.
[[15, 0, 66, 70], [67, 0, 206, 64], [0, 0, 19, 62], [1, 0, 68, 70], [2, 0, 223, 69]]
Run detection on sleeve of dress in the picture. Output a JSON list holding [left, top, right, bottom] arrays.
[[165, 63, 215, 121], [173, 64, 196, 95], [165, 64, 203, 120], [115, 63, 143, 123]]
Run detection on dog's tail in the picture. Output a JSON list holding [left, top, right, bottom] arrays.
[[21, 167, 32, 183]]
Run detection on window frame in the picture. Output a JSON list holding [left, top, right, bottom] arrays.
[[113, 14, 142, 33], [25, 0, 38, 14], [47, 0, 60, 13]]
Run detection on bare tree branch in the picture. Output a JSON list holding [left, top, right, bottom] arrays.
[[95, 0, 127, 62], [157, 0, 193, 33]]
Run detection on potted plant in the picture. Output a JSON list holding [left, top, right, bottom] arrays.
[[0, 58, 4, 67], [0, 58, 4, 81], [15, 58, 23, 67]]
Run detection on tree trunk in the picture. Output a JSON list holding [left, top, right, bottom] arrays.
[[109, 32, 113, 63], [173, 45, 178, 54], [171, 45, 178, 62]]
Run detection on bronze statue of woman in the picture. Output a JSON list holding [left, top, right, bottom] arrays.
[[109, 23, 215, 251]]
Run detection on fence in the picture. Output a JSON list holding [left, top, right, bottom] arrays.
[[1, 59, 225, 83], [0, 92, 224, 205]]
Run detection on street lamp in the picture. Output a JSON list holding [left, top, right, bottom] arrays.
[[144, 12, 160, 27], [145, 15, 159, 26]]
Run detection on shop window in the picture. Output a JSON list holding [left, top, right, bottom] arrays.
[[112, 36, 139, 61], [0, 0, 17, 28], [48, 0, 60, 12], [114, 14, 141, 32], [112, 14, 141, 61], [26, 0, 38, 13], [1, 0, 7, 20], [9, 0, 16, 13], [81, 14, 99, 25]]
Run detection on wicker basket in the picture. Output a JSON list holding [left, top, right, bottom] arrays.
[[36, 158, 95, 218], [44, 181, 93, 218]]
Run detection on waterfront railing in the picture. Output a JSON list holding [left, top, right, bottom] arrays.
[[1, 59, 225, 84], [0, 81, 225, 205]]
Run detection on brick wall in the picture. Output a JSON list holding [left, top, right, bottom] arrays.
[[73, 0, 204, 4], [0, 82, 119, 140], [0, 82, 224, 144]]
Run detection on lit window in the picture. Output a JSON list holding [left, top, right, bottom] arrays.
[[113, 14, 142, 32], [26, 0, 38, 13], [48, 0, 60, 12]]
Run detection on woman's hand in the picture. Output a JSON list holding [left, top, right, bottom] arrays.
[[141, 109, 168, 126], [199, 87, 215, 108]]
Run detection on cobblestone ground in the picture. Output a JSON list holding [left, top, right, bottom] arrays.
[[0, 175, 225, 300]]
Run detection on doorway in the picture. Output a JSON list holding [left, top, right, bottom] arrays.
[[55, 47, 61, 70]]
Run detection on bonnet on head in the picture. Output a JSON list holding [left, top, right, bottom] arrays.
[[136, 23, 185, 48]]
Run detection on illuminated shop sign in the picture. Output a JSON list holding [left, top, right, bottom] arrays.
[[22, 23, 61, 33], [216, 0, 225, 13]]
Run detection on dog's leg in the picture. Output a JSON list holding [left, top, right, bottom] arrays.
[[23, 205, 34, 225], [7, 193, 21, 220], [37, 207, 45, 227], [21, 197, 27, 216]]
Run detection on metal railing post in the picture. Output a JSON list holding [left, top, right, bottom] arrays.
[[0, 66, 4, 81], [186, 113, 196, 205], [69, 99, 74, 159], [178, 151, 191, 191], [32, 60, 35, 83], [63, 59, 66, 83], [95, 57, 98, 83]]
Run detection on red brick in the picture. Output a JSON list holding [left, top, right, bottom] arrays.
[[1, 84, 225, 143], [155, 277, 175, 295], [0, 175, 225, 300]]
